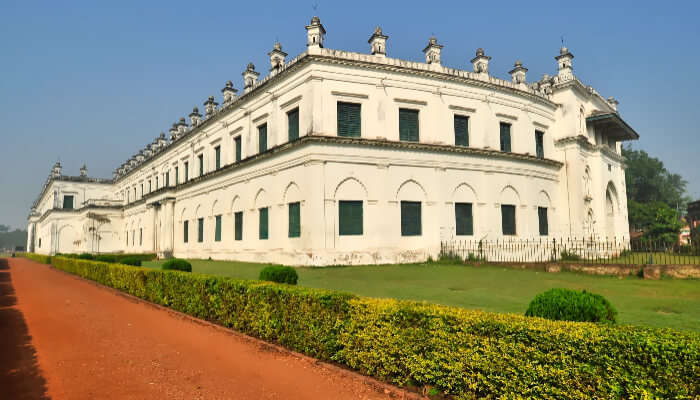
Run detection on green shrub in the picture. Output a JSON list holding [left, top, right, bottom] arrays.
[[95, 254, 117, 263], [77, 253, 95, 260], [47, 256, 700, 398], [525, 288, 617, 324], [119, 256, 142, 267], [115, 253, 156, 263], [259, 265, 298, 285], [559, 249, 582, 261], [161, 258, 192, 272], [20, 252, 51, 264]]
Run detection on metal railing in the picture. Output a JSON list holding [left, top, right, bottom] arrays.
[[440, 238, 700, 265]]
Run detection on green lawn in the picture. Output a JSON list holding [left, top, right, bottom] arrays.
[[143, 259, 700, 332]]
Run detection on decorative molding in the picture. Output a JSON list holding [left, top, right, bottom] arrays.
[[533, 121, 549, 129], [280, 94, 303, 110], [331, 91, 369, 99], [229, 126, 244, 135], [496, 112, 518, 121], [449, 105, 476, 113], [252, 113, 269, 124], [393, 98, 428, 106]]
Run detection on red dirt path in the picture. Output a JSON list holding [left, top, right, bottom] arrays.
[[4, 258, 419, 399]]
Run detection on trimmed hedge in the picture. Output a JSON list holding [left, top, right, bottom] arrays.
[[19, 252, 52, 264], [525, 288, 617, 324], [259, 265, 298, 285], [58, 253, 157, 263], [49, 256, 700, 398], [119, 256, 142, 267], [161, 258, 192, 272]]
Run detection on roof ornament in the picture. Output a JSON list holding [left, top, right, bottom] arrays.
[[471, 48, 491, 74], [221, 80, 238, 103], [242, 62, 260, 93], [423, 35, 443, 65], [305, 16, 326, 51], [80, 164, 88, 177], [508, 60, 528, 84], [268, 41, 288, 74], [368, 26, 388, 56], [189, 106, 202, 126], [204, 96, 218, 117]]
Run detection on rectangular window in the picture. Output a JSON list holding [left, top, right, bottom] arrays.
[[339, 201, 363, 236], [125, 232, 127, 246], [149, 180, 151, 193], [183, 220, 189, 243], [215, 215, 222, 242], [259, 207, 269, 240], [234, 136, 242, 162], [399, 108, 419, 142], [139, 228, 143, 245], [500, 122, 512, 152], [535, 130, 545, 159], [132, 230, 135, 246], [454, 115, 469, 147], [175, 167, 179, 185], [198, 154, 204, 177], [337, 102, 361, 137], [184, 161, 189, 181], [501, 204, 516, 236], [455, 202, 474, 236], [165, 171, 170, 187], [288, 202, 300, 238], [288, 108, 299, 141], [538, 207, 549, 236], [400, 201, 422, 236], [141, 184, 143, 197], [258, 123, 268, 153], [197, 217, 204, 243], [63, 195, 74, 209], [234, 211, 243, 241], [215, 146, 221, 170], [155, 177, 159, 189]]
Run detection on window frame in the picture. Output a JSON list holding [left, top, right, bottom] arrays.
[[259, 207, 269, 240], [538, 207, 549, 236], [234, 211, 243, 241], [535, 130, 545, 159], [337, 101, 362, 138], [198, 154, 204, 177], [501, 204, 517, 236], [287, 107, 300, 142], [338, 200, 363, 236], [400, 200, 422, 236], [454, 114, 470, 147], [215, 214, 222, 242], [197, 217, 204, 243], [183, 220, 189, 243], [399, 108, 420, 142], [258, 123, 268, 153], [234, 136, 242, 162], [62, 195, 74, 210], [455, 202, 474, 236], [214, 145, 221, 170], [500, 122, 512, 153], [288, 202, 301, 238]]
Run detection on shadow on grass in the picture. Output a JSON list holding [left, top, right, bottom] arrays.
[[0, 258, 50, 399]]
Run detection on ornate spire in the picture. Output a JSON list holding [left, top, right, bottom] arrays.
[[508, 60, 528, 84], [423, 36, 443, 65], [221, 80, 238, 103], [471, 48, 491, 74]]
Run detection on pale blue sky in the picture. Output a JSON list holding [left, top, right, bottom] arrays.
[[1, 0, 698, 229]]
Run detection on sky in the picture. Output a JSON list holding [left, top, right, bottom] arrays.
[[0, 0, 698, 230]]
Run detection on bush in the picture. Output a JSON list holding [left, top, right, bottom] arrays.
[[119, 256, 142, 267], [259, 265, 298, 285], [161, 258, 192, 272], [525, 288, 617, 324], [47, 256, 700, 398], [77, 253, 95, 260], [20, 252, 51, 264], [559, 249, 582, 261], [95, 254, 117, 263]]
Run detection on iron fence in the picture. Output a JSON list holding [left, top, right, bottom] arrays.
[[440, 238, 700, 265]]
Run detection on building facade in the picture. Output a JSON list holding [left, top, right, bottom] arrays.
[[27, 18, 639, 265]]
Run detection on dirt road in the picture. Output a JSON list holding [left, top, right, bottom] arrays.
[[2, 258, 414, 399]]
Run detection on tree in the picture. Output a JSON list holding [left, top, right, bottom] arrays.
[[641, 202, 683, 245], [622, 146, 689, 207]]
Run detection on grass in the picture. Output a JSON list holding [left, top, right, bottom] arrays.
[[142, 258, 700, 332]]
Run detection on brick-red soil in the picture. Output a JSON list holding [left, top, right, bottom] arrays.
[[3, 258, 417, 399]]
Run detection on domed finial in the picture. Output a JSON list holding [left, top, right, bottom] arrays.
[[208, 95, 214, 102], [476, 48, 484, 56], [179, 117, 186, 124], [311, 16, 320, 25], [274, 41, 282, 51], [374, 26, 382, 35], [226, 80, 233, 88], [560, 45, 568, 55], [247, 62, 255, 71], [192, 106, 199, 114], [515, 60, 522, 67]]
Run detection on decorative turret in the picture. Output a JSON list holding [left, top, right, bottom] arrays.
[[204, 96, 218, 117], [268, 42, 288, 74], [157, 132, 167, 148], [538, 74, 553, 95], [221, 80, 237, 103], [607, 96, 619, 112], [169, 123, 179, 141], [471, 48, 491, 74], [136, 151, 145, 163], [555, 46, 574, 80], [368, 26, 388, 56], [423, 36, 443, 65], [189, 107, 202, 126], [242, 62, 260, 93], [80, 164, 88, 177], [305, 16, 326, 51], [177, 117, 187, 134], [51, 161, 62, 178], [509, 60, 528, 84], [144, 144, 153, 157]]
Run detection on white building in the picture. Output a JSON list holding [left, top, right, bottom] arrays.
[[27, 18, 638, 265]]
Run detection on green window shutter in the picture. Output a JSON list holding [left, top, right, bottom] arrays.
[[184, 162, 189, 181], [258, 124, 267, 153], [288, 108, 299, 141], [166, 171, 170, 187], [198, 155, 204, 176], [399, 109, 419, 142], [538, 207, 549, 236], [500, 123, 512, 152], [198, 218, 204, 242], [234, 137, 241, 162], [259, 207, 269, 239], [501, 205, 516, 235], [337, 102, 361, 137], [183, 220, 189, 243], [140, 228, 143, 245], [455, 202, 473, 236], [175, 167, 179, 185], [63, 195, 74, 209], [288, 202, 301, 238], [338, 201, 363, 235], [454, 115, 469, 147], [215, 146, 221, 170], [132, 230, 135, 246], [215, 215, 222, 242], [535, 130, 545, 159], [400, 201, 422, 236], [234, 211, 243, 241]]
